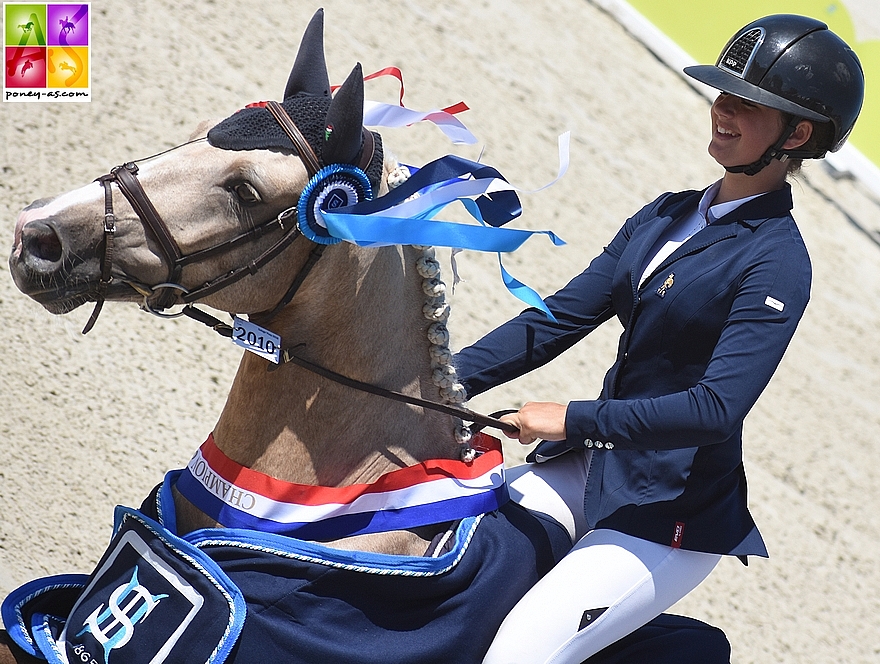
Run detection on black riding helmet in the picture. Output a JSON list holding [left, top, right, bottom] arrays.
[[684, 14, 864, 175]]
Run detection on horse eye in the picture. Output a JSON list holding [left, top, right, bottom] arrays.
[[230, 182, 262, 205]]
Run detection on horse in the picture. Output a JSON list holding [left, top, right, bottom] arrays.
[[3, 10, 732, 663], [2, 10, 570, 663]]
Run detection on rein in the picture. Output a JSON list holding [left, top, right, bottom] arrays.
[[86, 108, 517, 437], [182, 305, 518, 435], [272, 346, 519, 435]]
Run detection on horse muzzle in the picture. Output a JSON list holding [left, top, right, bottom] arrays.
[[9, 208, 104, 313]]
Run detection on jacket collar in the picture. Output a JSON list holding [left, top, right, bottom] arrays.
[[707, 182, 793, 229], [631, 183, 794, 291], [658, 182, 794, 230]]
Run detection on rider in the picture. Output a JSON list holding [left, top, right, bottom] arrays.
[[454, 14, 864, 663]]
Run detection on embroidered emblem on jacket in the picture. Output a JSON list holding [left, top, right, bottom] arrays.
[[656, 273, 675, 298]]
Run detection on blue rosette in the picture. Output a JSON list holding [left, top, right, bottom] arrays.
[[297, 164, 373, 245]]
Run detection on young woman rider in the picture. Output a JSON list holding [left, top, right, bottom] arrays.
[[454, 14, 865, 663]]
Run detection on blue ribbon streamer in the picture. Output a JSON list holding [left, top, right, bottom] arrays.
[[335, 154, 523, 227], [318, 154, 565, 317], [321, 210, 564, 253]]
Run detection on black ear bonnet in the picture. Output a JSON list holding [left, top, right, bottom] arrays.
[[207, 95, 384, 191], [205, 9, 384, 191]]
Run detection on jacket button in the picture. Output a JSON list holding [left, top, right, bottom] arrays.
[[584, 439, 594, 448], [595, 441, 604, 449], [605, 442, 614, 450]]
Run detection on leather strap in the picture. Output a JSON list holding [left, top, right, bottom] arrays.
[[82, 176, 118, 334], [274, 346, 519, 435], [175, 308, 517, 435], [266, 100, 322, 177], [113, 163, 182, 265], [358, 126, 375, 172], [112, 162, 182, 309], [175, 216, 285, 267], [266, 99, 375, 177], [248, 243, 326, 324], [181, 223, 304, 303]]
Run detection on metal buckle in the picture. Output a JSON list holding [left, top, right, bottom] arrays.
[[277, 206, 297, 231], [141, 282, 190, 318]]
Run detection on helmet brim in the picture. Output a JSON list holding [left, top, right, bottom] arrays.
[[684, 65, 829, 123]]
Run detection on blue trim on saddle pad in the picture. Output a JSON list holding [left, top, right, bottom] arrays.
[[2, 508, 247, 664], [4, 471, 571, 663], [185, 515, 484, 576], [1, 574, 88, 658]]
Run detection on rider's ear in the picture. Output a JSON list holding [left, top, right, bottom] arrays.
[[323, 64, 365, 166], [783, 120, 814, 151], [283, 9, 330, 99]]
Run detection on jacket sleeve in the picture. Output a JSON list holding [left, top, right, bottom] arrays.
[[565, 232, 811, 450], [454, 208, 648, 398]]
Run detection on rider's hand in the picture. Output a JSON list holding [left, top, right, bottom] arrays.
[[499, 402, 567, 445]]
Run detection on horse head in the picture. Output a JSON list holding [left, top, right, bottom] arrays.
[[9, 9, 466, 493], [10, 9, 389, 322]]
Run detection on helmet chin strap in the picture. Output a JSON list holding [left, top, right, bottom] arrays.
[[724, 114, 802, 177]]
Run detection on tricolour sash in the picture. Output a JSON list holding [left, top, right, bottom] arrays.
[[175, 433, 507, 540]]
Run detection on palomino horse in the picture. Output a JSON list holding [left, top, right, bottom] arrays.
[[3, 11, 731, 664], [2, 10, 569, 664]]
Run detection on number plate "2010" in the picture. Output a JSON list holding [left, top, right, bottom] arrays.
[[231, 316, 281, 364]]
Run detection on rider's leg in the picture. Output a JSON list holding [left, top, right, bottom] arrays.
[[504, 450, 592, 544], [482, 528, 721, 664], [498, 452, 721, 662]]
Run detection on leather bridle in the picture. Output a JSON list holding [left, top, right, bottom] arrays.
[[84, 103, 517, 435], [86, 159, 304, 334], [86, 100, 376, 334]]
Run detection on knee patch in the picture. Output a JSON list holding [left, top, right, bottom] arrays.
[[579, 607, 608, 630]]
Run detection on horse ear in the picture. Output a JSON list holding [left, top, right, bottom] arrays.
[[323, 63, 365, 165], [284, 9, 330, 99]]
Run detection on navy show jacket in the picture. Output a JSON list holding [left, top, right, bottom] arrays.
[[455, 184, 811, 558]]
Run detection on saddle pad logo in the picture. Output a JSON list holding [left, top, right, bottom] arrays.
[[61, 528, 205, 664], [77, 566, 169, 662]]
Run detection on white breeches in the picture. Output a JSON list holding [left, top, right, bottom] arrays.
[[483, 452, 721, 664]]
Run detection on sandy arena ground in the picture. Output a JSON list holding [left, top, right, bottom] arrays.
[[2, 2, 879, 661]]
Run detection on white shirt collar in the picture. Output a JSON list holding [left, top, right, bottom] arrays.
[[698, 180, 765, 224]]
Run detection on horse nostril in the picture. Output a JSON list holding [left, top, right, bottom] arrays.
[[22, 221, 63, 263]]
